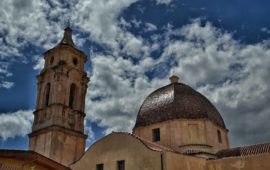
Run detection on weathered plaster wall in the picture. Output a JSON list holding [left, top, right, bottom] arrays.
[[163, 152, 206, 170], [134, 119, 229, 154], [70, 133, 162, 170], [29, 129, 85, 166], [206, 154, 270, 170], [29, 44, 89, 166]]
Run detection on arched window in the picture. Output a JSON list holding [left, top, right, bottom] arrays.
[[73, 57, 78, 66], [69, 83, 76, 109], [217, 130, 222, 143], [50, 56, 54, 65], [44, 83, 51, 107]]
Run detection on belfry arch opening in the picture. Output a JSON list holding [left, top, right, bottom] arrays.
[[69, 83, 76, 109], [44, 83, 51, 107]]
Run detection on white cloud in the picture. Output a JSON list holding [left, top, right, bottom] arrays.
[[84, 122, 95, 144], [159, 20, 270, 146], [85, 54, 160, 134], [0, 81, 14, 89], [155, 0, 174, 5], [0, 0, 143, 87], [0, 0, 68, 87], [0, 62, 13, 89], [261, 27, 270, 34], [131, 19, 142, 28], [0, 110, 33, 140], [33, 57, 44, 71], [0, 0, 270, 148], [84, 19, 270, 147], [145, 23, 157, 32], [0, 0, 147, 140]]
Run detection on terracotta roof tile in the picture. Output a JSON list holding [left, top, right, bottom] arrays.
[[134, 82, 226, 129], [216, 142, 270, 158], [0, 149, 70, 170]]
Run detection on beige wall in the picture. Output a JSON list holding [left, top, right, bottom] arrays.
[[69, 132, 270, 170], [44, 46, 86, 72], [70, 133, 162, 170], [163, 152, 206, 170], [134, 119, 229, 154], [205, 121, 230, 153], [29, 129, 85, 166], [70, 133, 211, 170], [206, 154, 270, 170]]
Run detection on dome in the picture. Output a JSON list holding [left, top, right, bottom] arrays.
[[134, 79, 226, 129]]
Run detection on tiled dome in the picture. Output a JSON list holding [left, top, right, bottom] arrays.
[[134, 81, 226, 129]]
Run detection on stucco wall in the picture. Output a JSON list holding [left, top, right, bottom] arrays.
[[134, 119, 229, 154], [163, 152, 206, 170], [206, 154, 270, 170], [205, 121, 230, 153], [70, 133, 162, 170]]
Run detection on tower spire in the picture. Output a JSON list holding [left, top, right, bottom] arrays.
[[59, 17, 75, 46]]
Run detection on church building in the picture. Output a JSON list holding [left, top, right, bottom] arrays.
[[0, 25, 270, 170]]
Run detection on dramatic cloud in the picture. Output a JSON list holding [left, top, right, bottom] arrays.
[[0, 0, 65, 87], [0, 0, 270, 148], [157, 20, 270, 146], [85, 19, 270, 147], [0, 110, 33, 140], [0, 0, 141, 87]]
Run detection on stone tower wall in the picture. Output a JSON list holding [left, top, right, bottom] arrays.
[[29, 28, 89, 166]]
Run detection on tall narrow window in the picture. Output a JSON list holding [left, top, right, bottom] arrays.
[[50, 56, 54, 65], [44, 83, 51, 107], [69, 83, 76, 109], [96, 164, 103, 170], [73, 57, 78, 66], [117, 160, 125, 170], [217, 130, 222, 143], [152, 128, 160, 142]]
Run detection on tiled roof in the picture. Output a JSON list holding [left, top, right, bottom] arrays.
[[216, 142, 270, 158], [113, 132, 177, 153], [0, 149, 70, 170], [60, 26, 75, 47], [134, 82, 226, 129]]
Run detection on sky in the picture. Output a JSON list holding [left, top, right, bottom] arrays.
[[0, 0, 270, 150]]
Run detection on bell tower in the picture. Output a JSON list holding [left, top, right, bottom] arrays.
[[28, 24, 89, 166]]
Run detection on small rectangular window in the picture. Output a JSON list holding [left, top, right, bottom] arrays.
[[217, 130, 222, 143], [117, 160, 125, 170], [152, 128, 160, 142], [96, 164, 103, 170]]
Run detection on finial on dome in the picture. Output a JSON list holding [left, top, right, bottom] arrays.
[[170, 74, 179, 83]]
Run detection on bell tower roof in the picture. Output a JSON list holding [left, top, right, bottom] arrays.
[[59, 26, 75, 47]]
